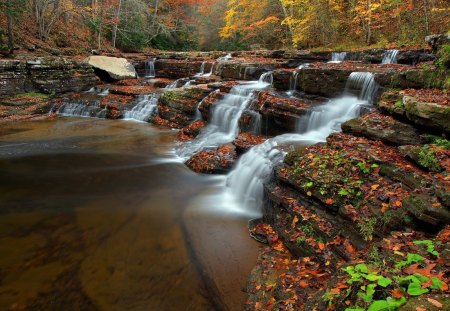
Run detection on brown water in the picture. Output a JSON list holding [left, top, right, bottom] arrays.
[[0, 117, 260, 311]]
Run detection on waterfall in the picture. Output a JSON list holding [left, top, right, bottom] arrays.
[[165, 80, 179, 89], [195, 62, 206, 77], [227, 71, 378, 215], [218, 53, 232, 61], [208, 62, 216, 76], [194, 90, 219, 120], [123, 94, 159, 122], [345, 72, 379, 103], [287, 71, 299, 96], [57, 101, 103, 118], [382, 49, 399, 64], [145, 58, 156, 78], [259, 71, 273, 85], [176, 75, 272, 160], [330, 52, 347, 63]]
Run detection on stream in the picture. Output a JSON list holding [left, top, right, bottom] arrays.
[[0, 117, 259, 311]]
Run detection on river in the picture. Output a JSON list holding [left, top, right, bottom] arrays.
[[0, 117, 260, 311]]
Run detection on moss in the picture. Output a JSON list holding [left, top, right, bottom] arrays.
[[15, 92, 51, 98], [417, 146, 443, 172]]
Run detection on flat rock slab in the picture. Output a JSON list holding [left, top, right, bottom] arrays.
[[86, 56, 137, 80]]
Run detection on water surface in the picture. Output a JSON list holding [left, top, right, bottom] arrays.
[[0, 117, 259, 311]]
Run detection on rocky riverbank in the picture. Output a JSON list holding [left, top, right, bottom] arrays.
[[0, 43, 449, 310]]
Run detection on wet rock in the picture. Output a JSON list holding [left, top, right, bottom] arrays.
[[198, 89, 224, 121], [342, 112, 431, 146], [86, 56, 137, 80], [109, 84, 156, 96], [185, 144, 237, 174], [232, 133, 269, 153], [178, 120, 206, 141], [386, 69, 449, 89], [297, 68, 353, 97], [157, 86, 212, 128], [216, 62, 283, 80], [256, 91, 324, 135]]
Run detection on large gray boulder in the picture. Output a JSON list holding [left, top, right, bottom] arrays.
[[85, 56, 137, 80]]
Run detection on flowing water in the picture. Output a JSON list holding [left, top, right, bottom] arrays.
[[382, 49, 399, 64], [227, 71, 378, 215], [176, 73, 273, 160], [329, 52, 347, 63], [124, 94, 159, 122], [287, 71, 299, 96], [145, 58, 156, 78], [0, 118, 259, 311]]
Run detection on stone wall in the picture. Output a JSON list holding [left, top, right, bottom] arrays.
[[0, 58, 96, 96]]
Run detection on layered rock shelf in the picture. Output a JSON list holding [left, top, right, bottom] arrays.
[[0, 45, 449, 310]]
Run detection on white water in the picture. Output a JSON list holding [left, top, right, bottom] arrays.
[[145, 58, 156, 78], [382, 49, 399, 64], [195, 62, 206, 77], [329, 52, 347, 63], [226, 71, 378, 215], [218, 53, 232, 61], [176, 73, 273, 160], [165, 80, 179, 89], [345, 72, 379, 103], [287, 71, 299, 96], [123, 94, 159, 122], [57, 101, 103, 118]]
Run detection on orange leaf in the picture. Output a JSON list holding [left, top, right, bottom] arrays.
[[325, 198, 334, 204], [416, 307, 426, 311], [299, 280, 308, 288], [318, 242, 325, 250], [393, 200, 402, 208], [371, 184, 380, 190], [427, 298, 443, 308], [391, 288, 404, 299]]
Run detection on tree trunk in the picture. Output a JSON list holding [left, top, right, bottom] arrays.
[[112, 0, 122, 48], [6, 0, 14, 54], [366, 0, 372, 45]]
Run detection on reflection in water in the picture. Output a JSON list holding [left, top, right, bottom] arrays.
[[0, 118, 259, 311]]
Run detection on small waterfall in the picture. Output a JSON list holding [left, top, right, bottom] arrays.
[[195, 62, 206, 77], [194, 90, 219, 120], [57, 101, 103, 117], [287, 71, 299, 96], [145, 58, 156, 78], [330, 52, 347, 63], [218, 53, 232, 61], [298, 63, 310, 69], [227, 71, 377, 214], [259, 71, 273, 85], [176, 78, 271, 160], [207, 62, 216, 76], [123, 94, 158, 121], [382, 49, 399, 64], [345, 72, 379, 103]]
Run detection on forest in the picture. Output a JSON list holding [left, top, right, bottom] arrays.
[[1, 0, 449, 54]]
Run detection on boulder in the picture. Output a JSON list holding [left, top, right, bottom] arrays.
[[425, 33, 450, 52], [86, 56, 137, 80], [404, 95, 450, 133]]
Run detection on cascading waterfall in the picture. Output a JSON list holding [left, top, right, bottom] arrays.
[[287, 71, 299, 96], [218, 53, 232, 61], [194, 89, 219, 120], [344, 72, 379, 104], [176, 72, 273, 160], [227, 71, 378, 215], [330, 52, 347, 63], [145, 58, 156, 78], [57, 101, 103, 118], [195, 62, 206, 77], [123, 94, 159, 121], [382, 49, 399, 64]]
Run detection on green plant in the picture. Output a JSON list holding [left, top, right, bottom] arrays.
[[394, 100, 403, 108], [434, 138, 450, 149], [394, 253, 425, 269], [417, 146, 442, 172], [413, 240, 438, 256], [357, 217, 378, 241]]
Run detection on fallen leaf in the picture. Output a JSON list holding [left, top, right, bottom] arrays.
[[371, 184, 380, 190], [325, 198, 334, 204], [416, 307, 426, 311], [292, 216, 299, 228], [392, 288, 404, 299], [427, 298, 443, 308]]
